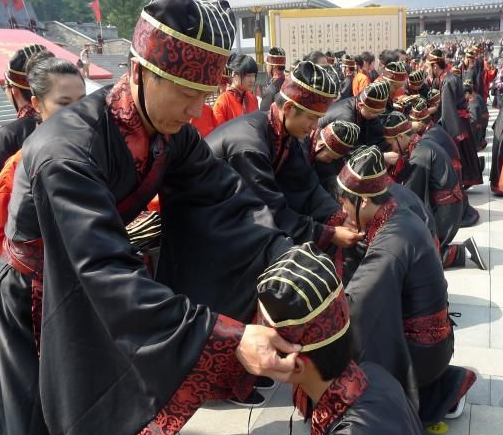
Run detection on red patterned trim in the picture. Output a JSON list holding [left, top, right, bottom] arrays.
[[382, 69, 408, 83], [337, 164, 388, 198], [280, 77, 334, 117], [311, 361, 368, 435], [383, 119, 412, 138], [317, 210, 347, 251], [430, 183, 463, 206], [457, 109, 470, 120], [266, 54, 286, 66], [4, 69, 30, 90], [443, 245, 459, 268], [131, 14, 229, 92], [451, 369, 477, 409], [320, 124, 355, 158], [16, 104, 38, 120], [403, 307, 452, 345], [32, 279, 43, 356], [137, 315, 250, 435], [366, 198, 398, 246]]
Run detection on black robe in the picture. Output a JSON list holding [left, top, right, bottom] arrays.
[[259, 76, 285, 112], [316, 362, 423, 435], [491, 106, 503, 195], [339, 75, 355, 99], [0, 116, 37, 169], [346, 205, 452, 418], [467, 93, 489, 151], [0, 87, 291, 435], [423, 124, 479, 228], [398, 137, 464, 268], [439, 72, 482, 186], [207, 110, 342, 248], [319, 97, 389, 152]]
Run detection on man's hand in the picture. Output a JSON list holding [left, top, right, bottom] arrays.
[[384, 151, 400, 166], [235, 325, 301, 383], [332, 226, 365, 248]]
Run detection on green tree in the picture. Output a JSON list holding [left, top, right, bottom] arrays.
[[101, 0, 147, 39], [31, 0, 93, 22]]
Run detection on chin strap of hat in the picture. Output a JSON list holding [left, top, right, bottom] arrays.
[[355, 196, 363, 233], [137, 66, 156, 133]]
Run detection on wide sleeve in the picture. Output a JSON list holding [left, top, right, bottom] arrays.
[[345, 246, 418, 409], [227, 149, 338, 249], [259, 86, 276, 111], [440, 79, 462, 138], [403, 148, 431, 205], [30, 153, 245, 435]]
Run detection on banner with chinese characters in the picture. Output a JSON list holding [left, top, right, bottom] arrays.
[[269, 7, 406, 66]]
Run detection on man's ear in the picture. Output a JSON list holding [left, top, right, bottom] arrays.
[[294, 355, 307, 375], [31, 95, 40, 114], [283, 100, 295, 118], [130, 58, 141, 85]]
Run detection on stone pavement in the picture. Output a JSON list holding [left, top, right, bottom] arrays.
[[181, 105, 503, 435]]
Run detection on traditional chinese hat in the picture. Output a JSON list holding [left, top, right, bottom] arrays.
[[358, 80, 390, 112], [382, 61, 408, 84], [341, 54, 356, 70], [257, 242, 349, 353], [463, 79, 474, 93], [427, 88, 441, 105], [382, 110, 412, 139], [320, 120, 360, 158], [266, 47, 286, 66], [280, 61, 337, 117], [408, 69, 426, 88], [409, 97, 430, 121], [4, 44, 47, 90], [131, 0, 235, 92], [451, 64, 462, 77], [325, 51, 336, 65], [427, 49, 445, 65], [465, 49, 477, 61], [337, 145, 388, 198], [220, 64, 232, 85]]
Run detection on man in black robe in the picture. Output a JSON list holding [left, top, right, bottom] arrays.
[[339, 54, 356, 99], [410, 97, 480, 228], [404, 69, 430, 99], [257, 242, 424, 435], [377, 60, 408, 115], [427, 49, 483, 187], [337, 145, 477, 425], [0, 2, 305, 435], [464, 78, 489, 152], [491, 105, 503, 195], [0, 44, 46, 169], [319, 80, 390, 152], [207, 61, 364, 251], [259, 47, 286, 111], [384, 112, 486, 270]]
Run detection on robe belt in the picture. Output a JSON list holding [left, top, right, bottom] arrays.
[[430, 183, 463, 206], [1, 237, 44, 280], [403, 307, 452, 345]]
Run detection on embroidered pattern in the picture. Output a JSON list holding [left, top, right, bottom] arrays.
[[365, 198, 398, 246], [403, 307, 452, 345]]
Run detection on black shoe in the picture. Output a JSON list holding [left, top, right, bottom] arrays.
[[254, 376, 276, 390], [464, 236, 487, 270], [479, 156, 486, 173], [227, 390, 265, 407]]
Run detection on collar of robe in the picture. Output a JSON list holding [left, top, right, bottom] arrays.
[[107, 72, 158, 181], [365, 197, 398, 246], [268, 103, 292, 173], [311, 361, 368, 435], [17, 103, 38, 120]]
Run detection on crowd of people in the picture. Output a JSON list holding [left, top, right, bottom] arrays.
[[1, 1, 503, 435]]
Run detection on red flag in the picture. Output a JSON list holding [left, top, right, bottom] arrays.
[[2, 0, 9, 8], [88, 0, 101, 23], [12, 0, 25, 11]]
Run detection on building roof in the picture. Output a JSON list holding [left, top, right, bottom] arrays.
[[405, 2, 503, 15], [355, 0, 501, 11], [227, 0, 336, 11]]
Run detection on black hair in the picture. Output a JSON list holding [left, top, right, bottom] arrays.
[[379, 49, 399, 66], [336, 183, 392, 206], [269, 46, 286, 71], [361, 51, 375, 64], [306, 327, 353, 381], [354, 55, 363, 68], [396, 49, 407, 56], [436, 59, 447, 69], [303, 50, 327, 64], [228, 53, 258, 76], [27, 51, 84, 99]]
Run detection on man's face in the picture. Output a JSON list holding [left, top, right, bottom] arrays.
[[283, 103, 320, 139], [390, 131, 412, 155], [357, 102, 382, 120], [132, 63, 211, 135], [411, 120, 426, 135], [340, 196, 357, 223]]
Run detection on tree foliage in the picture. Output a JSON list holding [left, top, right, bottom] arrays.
[[30, 0, 147, 39]]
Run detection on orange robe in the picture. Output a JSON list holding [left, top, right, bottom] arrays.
[[213, 89, 258, 126], [190, 103, 218, 138], [352, 71, 370, 96], [0, 149, 22, 254]]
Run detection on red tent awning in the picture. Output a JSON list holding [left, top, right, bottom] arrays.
[[0, 29, 113, 85]]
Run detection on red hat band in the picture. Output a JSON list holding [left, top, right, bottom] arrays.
[[383, 118, 412, 138], [337, 164, 388, 198], [266, 54, 286, 66], [4, 68, 30, 90], [280, 77, 334, 117]]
